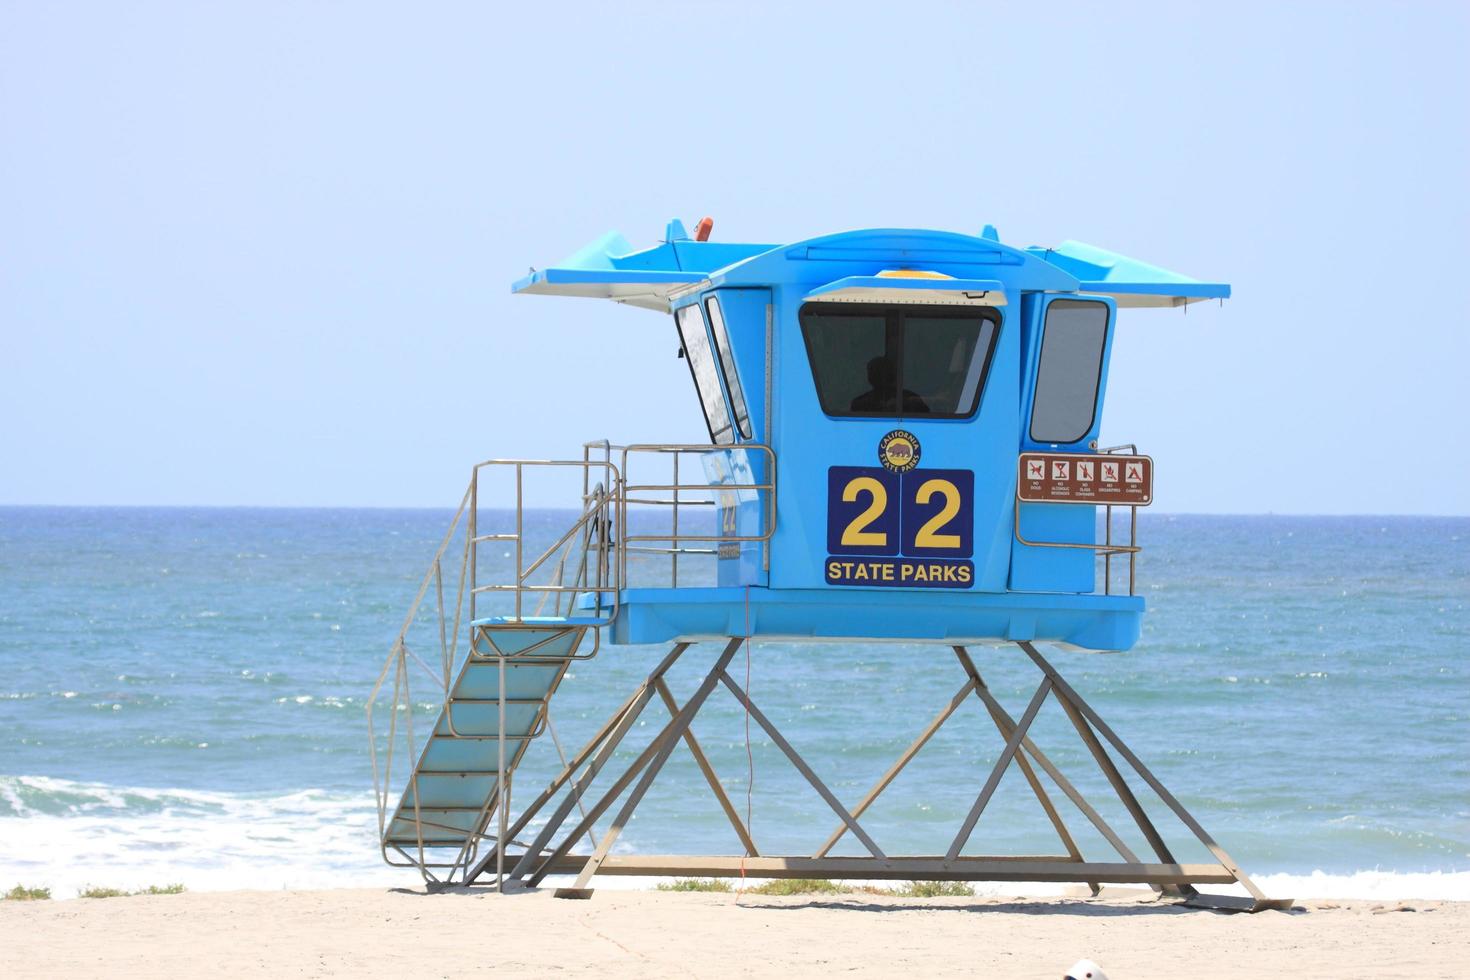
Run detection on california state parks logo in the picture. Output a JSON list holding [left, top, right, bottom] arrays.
[[878, 429, 921, 472]]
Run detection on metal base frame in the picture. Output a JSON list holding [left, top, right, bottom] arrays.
[[462, 638, 1290, 913]]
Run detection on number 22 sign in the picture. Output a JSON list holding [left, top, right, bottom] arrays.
[[825, 466, 974, 588]]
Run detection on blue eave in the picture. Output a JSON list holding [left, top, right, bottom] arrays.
[[512, 222, 1230, 313], [511, 225, 774, 311], [1027, 240, 1231, 307], [512, 267, 705, 291]]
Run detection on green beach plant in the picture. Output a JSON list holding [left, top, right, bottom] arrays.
[[78, 884, 187, 898], [896, 880, 975, 898], [748, 878, 850, 896], [4, 884, 52, 901], [652, 877, 975, 897], [655, 878, 733, 892]]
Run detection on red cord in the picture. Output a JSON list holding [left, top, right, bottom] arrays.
[[738, 584, 753, 897]]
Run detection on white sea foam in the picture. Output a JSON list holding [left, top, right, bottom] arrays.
[[1250, 869, 1470, 902], [1, 776, 1465, 902], [0, 776, 399, 898]]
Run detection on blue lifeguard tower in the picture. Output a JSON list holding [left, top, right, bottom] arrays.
[[367, 220, 1289, 911]]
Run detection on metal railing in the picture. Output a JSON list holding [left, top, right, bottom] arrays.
[[366, 439, 777, 877], [468, 457, 623, 625], [1012, 444, 1143, 597], [612, 442, 777, 589], [366, 484, 473, 869]]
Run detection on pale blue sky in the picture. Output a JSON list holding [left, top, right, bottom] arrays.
[[3, 2, 1467, 513]]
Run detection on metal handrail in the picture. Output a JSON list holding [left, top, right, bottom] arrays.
[[468, 458, 622, 625], [1012, 443, 1144, 596], [467, 441, 778, 616], [369, 440, 778, 882], [617, 443, 778, 590]]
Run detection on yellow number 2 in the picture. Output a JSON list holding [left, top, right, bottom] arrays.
[[914, 479, 962, 549], [840, 477, 888, 547]]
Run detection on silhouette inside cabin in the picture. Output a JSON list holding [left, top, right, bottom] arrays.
[[850, 355, 929, 414]]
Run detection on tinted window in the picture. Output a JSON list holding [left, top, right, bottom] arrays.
[[1030, 300, 1109, 444], [675, 304, 734, 444], [799, 304, 1000, 418], [800, 310, 890, 415], [903, 315, 996, 417], [705, 297, 752, 439]]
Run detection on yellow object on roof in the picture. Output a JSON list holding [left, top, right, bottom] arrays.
[[875, 269, 956, 280]]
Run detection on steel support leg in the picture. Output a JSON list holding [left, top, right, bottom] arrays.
[[551, 638, 746, 895], [953, 648, 1145, 867], [1018, 641, 1288, 911], [950, 649, 1093, 892], [467, 643, 688, 885]]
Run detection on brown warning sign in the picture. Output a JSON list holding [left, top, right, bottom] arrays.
[[1017, 453, 1153, 506]]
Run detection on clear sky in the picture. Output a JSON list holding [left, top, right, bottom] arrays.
[[3, 2, 1467, 513]]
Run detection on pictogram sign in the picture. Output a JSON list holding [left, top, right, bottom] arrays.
[[1017, 452, 1153, 506]]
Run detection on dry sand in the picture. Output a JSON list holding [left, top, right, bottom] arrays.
[[2, 886, 1465, 978]]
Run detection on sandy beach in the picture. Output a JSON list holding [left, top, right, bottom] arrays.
[[3, 886, 1464, 979]]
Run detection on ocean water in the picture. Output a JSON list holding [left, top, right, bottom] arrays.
[[1, 507, 1466, 900]]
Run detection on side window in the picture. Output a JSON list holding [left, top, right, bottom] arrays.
[[675, 304, 734, 445], [1030, 299, 1109, 444], [704, 297, 752, 439]]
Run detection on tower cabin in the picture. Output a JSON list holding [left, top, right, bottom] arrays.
[[507, 220, 1227, 652]]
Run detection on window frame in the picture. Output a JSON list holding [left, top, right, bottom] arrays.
[[797, 301, 1002, 421], [1028, 298, 1111, 445], [674, 302, 735, 445], [704, 296, 753, 439]]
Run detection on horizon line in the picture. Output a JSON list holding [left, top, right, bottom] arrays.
[[0, 503, 1466, 520]]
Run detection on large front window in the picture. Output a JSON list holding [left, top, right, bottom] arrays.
[[799, 303, 1001, 419]]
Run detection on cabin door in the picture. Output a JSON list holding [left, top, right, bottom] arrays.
[[1011, 294, 1117, 593]]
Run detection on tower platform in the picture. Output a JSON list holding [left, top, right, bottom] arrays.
[[471, 586, 1143, 650]]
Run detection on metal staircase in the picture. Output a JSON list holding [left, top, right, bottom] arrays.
[[368, 453, 621, 884], [382, 624, 590, 874], [368, 443, 773, 885]]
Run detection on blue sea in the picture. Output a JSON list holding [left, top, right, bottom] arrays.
[[1, 508, 1466, 899]]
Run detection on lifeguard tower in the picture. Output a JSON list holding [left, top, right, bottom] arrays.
[[367, 220, 1289, 912]]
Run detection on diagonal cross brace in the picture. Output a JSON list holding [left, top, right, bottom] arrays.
[[953, 648, 1145, 866], [1017, 641, 1275, 906], [719, 671, 886, 859], [654, 677, 758, 857], [556, 638, 747, 892], [467, 642, 690, 885], [946, 677, 1052, 860], [815, 677, 978, 858]]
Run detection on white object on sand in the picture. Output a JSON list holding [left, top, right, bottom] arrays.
[[1065, 959, 1108, 980]]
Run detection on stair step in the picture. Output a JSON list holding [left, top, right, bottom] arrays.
[[456, 662, 564, 700], [384, 624, 589, 855], [452, 664, 561, 702], [386, 807, 485, 845], [472, 626, 583, 660], [403, 773, 499, 809], [415, 737, 515, 772], [435, 702, 543, 738]]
